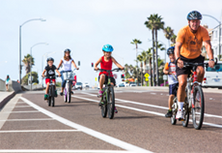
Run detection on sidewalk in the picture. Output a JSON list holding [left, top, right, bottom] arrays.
[[0, 91, 15, 110]]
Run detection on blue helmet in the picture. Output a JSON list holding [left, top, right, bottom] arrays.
[[102, 44, 113, 52], [167, 46, 175, 55], [187, 11, 202, 20]]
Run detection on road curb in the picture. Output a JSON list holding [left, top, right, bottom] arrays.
[[0, 92, 16, 110]]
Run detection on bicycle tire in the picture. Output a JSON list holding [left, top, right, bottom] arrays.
[[107, 86, 115, 119], [182, 89, 189, 127], [64, 88, 67, 102], [192, 85, 204, 130], [48, 87, 51, 106], [51, 86, 55, 107], [171, 97, 177, 125], [101, 93, 107, 118], [68, 82, 71, 103]]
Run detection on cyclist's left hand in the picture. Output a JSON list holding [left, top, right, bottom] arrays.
[[58, 74, 61, 77], [76, 67, 79, 70], [120, 67, 124, 70], [208, 60, 215, 68]]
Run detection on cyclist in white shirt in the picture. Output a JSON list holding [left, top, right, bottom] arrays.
[[57, 49, 79, 95]]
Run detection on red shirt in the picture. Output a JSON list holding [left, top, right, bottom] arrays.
[[99, 56, 113, 77]]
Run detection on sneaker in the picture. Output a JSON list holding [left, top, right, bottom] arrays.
[[114, 107, 118, 113], [97, 90, 104, 98], [176, 109, 184, 121], [165, 110, 172, 118], [55, 90, 58, 97], [60, 92, 63, 96], [44, 94, 49, 100]]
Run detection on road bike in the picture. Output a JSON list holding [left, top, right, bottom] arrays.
[[96, 68, 121, 119], [62, 70, 76, 103], [171, 59, 217, 130]]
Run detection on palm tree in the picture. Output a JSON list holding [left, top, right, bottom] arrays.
[[163, 26, 174, 47], [145, 15, 155, 86], [146, 48, 153, 86], [144, 14, 164, 86], [22, 54, 34, 74], [131, 39, 142, 85], [170, 34, 177, 45], [137, 55, 144, 86]]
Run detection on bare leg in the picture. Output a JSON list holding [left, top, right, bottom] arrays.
[[6, 85, 8, 91], [197, 66, 204, 82], [46, 83, 49, 94], [177, 74, 188, 102], [168, 95, 174, 110], [99, 74, 105, 90]]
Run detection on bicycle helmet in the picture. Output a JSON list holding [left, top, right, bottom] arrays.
[[102, 44, 113, 52], [47, 57, 54, 62], [64, 49, 71, 53], [167, 46, 175, 55], [187, 11, 202, 20]]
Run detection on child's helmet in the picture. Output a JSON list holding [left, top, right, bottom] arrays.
[[102, 44, 113, 52], [47, 57, 54, 62], [167, 46, 175, 55], [64, 49, 71, 53]]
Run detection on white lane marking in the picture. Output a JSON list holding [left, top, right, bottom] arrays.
[[150, 93, 156, 95], [3, 111, 39, 113], [72, 95, 222, 129], [81, 92, 222, 119], [20, 97, 151, 153], [14, 105, 31, 108], [0, 150, 131, 153], [0, 118, 54, 121], [0, 129, 80, 133]]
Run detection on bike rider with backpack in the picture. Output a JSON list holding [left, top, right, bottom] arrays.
[[175, 11, 215, 120]]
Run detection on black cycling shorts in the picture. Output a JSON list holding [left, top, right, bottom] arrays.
[[176, 55, 205, 77], [98, 74, 116, 86]]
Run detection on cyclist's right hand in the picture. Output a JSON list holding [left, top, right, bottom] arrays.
[[42, 74, 45, 78], [177, 59, 184, 69], [94, 67, 99, 71]]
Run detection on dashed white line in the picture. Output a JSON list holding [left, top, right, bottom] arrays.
[[20, 97, 151, 153], [0, 150, 131, 153], [0, 129, 80, 133], [0, 118, 54, 122]]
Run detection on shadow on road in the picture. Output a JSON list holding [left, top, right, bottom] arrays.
[[115, 116, 153, 120]]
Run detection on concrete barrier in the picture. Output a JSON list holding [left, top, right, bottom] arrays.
[[0, 79, 6, 91]]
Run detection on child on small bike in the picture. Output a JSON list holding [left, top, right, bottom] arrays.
[[42, 57, 61, 100], [163, 46, 178, 118], [94, 44, 124, 113]]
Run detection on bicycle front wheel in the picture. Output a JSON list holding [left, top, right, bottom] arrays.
[[68, 82, 72, 103], [182, 89, 189, 127], [107, 86, 115, 119], [101, 94, 107, 118], [192, 85, 204, 130], [51, 86, 55, 107]]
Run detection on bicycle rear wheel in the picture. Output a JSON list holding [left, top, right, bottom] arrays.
[[64, 88, 67, 102], [182, 89, 189, 127], [101, 94, 107, 118], [171, 97, 177, 125], [51, 86, 55, 107], [107, 86, 115, 119], [192, 85, 204, 130]]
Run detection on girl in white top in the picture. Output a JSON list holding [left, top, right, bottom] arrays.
[[57, 49, 79, 95]]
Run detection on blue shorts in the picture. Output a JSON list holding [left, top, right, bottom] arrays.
[[169, 83, 178, 96]]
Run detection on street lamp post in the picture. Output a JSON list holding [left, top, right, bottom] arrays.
[[30, 42, 48, 90], [203, 14, 221, 60], [19, 18, 46, 84]]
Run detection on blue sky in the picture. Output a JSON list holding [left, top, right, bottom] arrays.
[[0, 0, 221, 85]]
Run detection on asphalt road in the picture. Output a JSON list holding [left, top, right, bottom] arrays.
[[0, 88, 221, 153]]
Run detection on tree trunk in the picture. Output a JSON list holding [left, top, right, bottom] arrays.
[[149, 58, 152, 87], [152, 29, 155, 86], [136, 45, 139, 86], [141, 63, 143, 86], [155, 29, 159, 86]]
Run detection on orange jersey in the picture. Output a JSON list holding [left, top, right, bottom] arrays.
[[176, 25, 210, 59]]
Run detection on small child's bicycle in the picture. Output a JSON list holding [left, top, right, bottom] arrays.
[[96, 68, 121, 119]]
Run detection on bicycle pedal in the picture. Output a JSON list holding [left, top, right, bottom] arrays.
[[178, 118, 185, 121]]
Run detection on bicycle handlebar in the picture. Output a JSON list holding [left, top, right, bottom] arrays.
[[183, 58, 218, 67], [95, 68, 122, 72]]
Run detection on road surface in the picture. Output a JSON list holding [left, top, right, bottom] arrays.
[[0, 88, 221, 153]]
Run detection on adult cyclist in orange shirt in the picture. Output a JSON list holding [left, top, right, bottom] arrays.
[[175, 10, 215, 120]]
